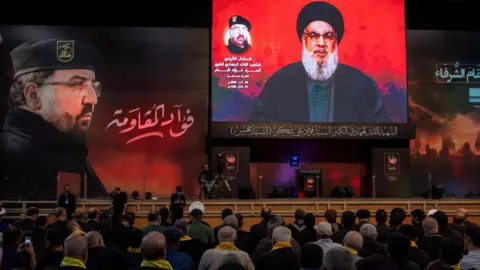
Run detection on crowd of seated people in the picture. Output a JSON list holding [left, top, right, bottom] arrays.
[[0, 204, 480, 270]]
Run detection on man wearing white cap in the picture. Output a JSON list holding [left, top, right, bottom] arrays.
[[314, 221, 342, 254]]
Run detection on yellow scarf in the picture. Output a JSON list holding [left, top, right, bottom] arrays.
[[70, 230, 86, 236], [271, 241, 292, 252], [215, 242, 239, 251], [128, 247, 141, 253], [60, 257, 86, 269], [141, 259, 173, 269], [451, 263, 461, 270], [180, 235, 192, 242], [410, 241, 418, 248], [345, 246, 358, 256]]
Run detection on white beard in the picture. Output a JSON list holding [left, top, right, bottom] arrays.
[[301, 45, 338, 81]]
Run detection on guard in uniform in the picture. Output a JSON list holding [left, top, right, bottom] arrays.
[[227, 15, 252, 54], [0, 39, 108, 199]]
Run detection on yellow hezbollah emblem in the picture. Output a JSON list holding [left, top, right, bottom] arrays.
[[232, 16, 237, 23], [57, 40, 75, 62]]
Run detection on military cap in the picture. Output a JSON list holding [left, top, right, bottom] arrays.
[[10, 39, 102, 79], [229, 15, 251, 31], [296, 1, 344, 44]]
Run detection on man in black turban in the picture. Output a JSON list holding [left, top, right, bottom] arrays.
[[0, 39, 107, 199], [227, 15, 252, 54], [250, 1, 390, 123]]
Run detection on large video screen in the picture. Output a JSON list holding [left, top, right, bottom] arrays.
[[0, 26, 209, 199], [409, 30, 480, 196], [211, 0, 407, 124]]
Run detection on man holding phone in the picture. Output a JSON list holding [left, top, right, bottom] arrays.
[[0, 226, 36, 269]]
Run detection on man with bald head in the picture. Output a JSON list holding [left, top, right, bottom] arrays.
[[137, 232, 173, 270], [199, 226, 253, 270], [418, 217, 442, 260], [59, 235, 88, 269], [256, 226, 300, 270], [343, 231, 363, 263], [250, 1, 389, 123]]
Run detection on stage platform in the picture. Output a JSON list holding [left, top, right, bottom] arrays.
[[1, 198, 479, 229]]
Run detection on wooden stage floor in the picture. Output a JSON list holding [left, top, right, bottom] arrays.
[[1, 198, 479, 229]]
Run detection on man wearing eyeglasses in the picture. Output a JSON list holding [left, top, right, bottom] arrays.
[[0, 39, 107, 200], [227, 15, 251, 54], [250, 1, 390, 123]]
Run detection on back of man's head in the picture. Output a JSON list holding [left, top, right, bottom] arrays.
[[432, 211, 448, 229], [467, 228, 480, 248], [440, 237, 464, 265], [316, 221, 333, 238], [375, 209, 387, 223], [343, 231, 363, 250], [411, 209, 426, 224], [389, 208, 406, 227], [235, 213, 244, 228], [191, 209, 203, 220], [261, 208, 272, 221], [453, 212, 466, 225], [223, 215, 239, 230], [74, 208, 87, 220], [422, 217, 438, 234], [359, 223, 378, 242], [272, 226, 291, 244], [304, 213, 316, 229], [341, 211, 356, 229], [55, 207, 66, 219], [323, 247, 356, 270], [46, 228, 64, 248], [295, 209, 306, 220], [85, 231, 103, 249], [2, 226, 22, 246], [324, 209, 337, 223], [269, 215, 286, 226], [141, 232, 166, 260], [65, 235, 88, 262], [87, 208, 98, 220], [267, 223, 281, 239], [218, 226, 237, 243], [356, 209, 371, 220], [221, 208, 233, 220], [147, 211, 159, 223], [26, 207, 39, 219], [174, 219, 188, 234]]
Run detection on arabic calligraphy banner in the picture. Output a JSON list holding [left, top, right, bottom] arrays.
[[0, 25, 209, 198], [211, 122, 415, 139], [408, 30, 480, 196], [211, 0, 407, 124]]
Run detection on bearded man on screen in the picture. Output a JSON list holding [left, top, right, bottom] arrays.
[[0, 39, 107, 199], [250, 1, 390, 123]]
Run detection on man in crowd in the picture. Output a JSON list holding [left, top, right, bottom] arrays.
[[249, 207, 272, 248], [250, 1, 389, 122], [142, 211, 167, 237], [226, 15, 252, 54], [198, 164, 213, 199], [58, 184, 76, 219], [418, 216, 442, 260], [59, 234, 88, 270], [353, 209, 371, 231], [461, 227, 480, 270], [170, 186, 186, 225], [16, 206, 38, 232], [188, 209, 215, 247], [256, 226, 300, 270], [163, 227, 195, 270], [331, 210, 355, 243], [343, 231, 363, 263], [199, 226, 253, 270], [358, 223, 385, 258], [0, 39, 107, 199], [175, 219, 207, 267], [214, 208, 234, 238], [111, 187, 128, 223], [315, 221, 342, 255], [140, 232, 173, 270], [286, 209, 306, 241]]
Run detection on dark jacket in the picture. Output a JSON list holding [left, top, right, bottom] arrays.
[[86, 246, 119, 270], [418, 233, 443, 260], [36, 250, 64, 270], [256, 247, 300, 270], [286, 222, 305, 241], [165, 248, 194, 270], [16, 218, 36, 232], [250, 62, 390, 122], [249, 221, 268, 248], [58, 193, 76, 219], [177, 238, 207, 267], [0, 107, 107, 200], [358, 241, 386, 258], [296, 228, 317, 247], [331, 228, 352, 244], [356, 254, 421, 270], [252, 238, 301, 266]]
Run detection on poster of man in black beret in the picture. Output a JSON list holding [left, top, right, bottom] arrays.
[[226, 15, 252, 54], [0, 26, 209, 200], [211, 0, 407, 124]]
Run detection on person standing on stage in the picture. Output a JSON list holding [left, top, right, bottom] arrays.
[[58, 184, 76, 219], [170, 186, 186, 225], [111, 187, 128, 223], [198, 164, 213, 199]]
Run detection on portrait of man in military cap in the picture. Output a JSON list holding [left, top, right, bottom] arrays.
[[249, 1, 390, 123], [0, 39, 107, 199], [227, 15, 252, 54]]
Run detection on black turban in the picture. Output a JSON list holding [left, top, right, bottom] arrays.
[[296, 1, 344, 44]]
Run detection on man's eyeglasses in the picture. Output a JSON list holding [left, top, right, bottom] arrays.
[[303, 31, 336, 43], [39, 80, 102, 97]]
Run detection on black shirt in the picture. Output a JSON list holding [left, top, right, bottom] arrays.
[[170, 193, 185, 214], [58, 192, 76, 219], [111, 192, 128, 216]]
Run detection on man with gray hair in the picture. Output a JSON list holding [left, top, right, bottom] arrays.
[[322, 246, 356, 270], [315, 221, 342, 254], [342, 231, 363, 263], [59, 235, 88, 269], [199, 226, 253, 270], [256, 226, 300, 270], [85, 231, 117, 269], [223, 215, 239, 230], [139, 232, 173, 270], [418, 216, 442, 260], [358, 223, 385, 258]]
